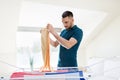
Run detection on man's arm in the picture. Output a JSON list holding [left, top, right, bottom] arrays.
[[50, 38, 59, 47], [52, 32, 77, 49], [47, 24, 77, 49]]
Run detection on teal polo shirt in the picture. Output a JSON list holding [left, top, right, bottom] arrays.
[[58, 25, 83, 67]]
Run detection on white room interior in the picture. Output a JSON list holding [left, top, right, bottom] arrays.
[[0, 0, 120, 79]]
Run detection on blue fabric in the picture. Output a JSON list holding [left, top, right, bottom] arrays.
[[80, 78, 85, 80], [58, 25, 83, 67], [45, 70, 85, 80]]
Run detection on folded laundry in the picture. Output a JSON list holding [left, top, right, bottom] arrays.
[[10, 70, 85, 80]]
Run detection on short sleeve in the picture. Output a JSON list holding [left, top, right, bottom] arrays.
[[72, 29, 83, 42]]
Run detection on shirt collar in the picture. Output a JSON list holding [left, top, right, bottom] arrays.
[[66, 25, 77, 31]]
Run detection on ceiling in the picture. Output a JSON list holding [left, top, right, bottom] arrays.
[[25, 0, 120, 15]]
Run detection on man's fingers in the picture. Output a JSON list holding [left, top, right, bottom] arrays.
[[46, 28, 49, 32]]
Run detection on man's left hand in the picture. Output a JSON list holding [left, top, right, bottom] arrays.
[[47, 24, 55, 34]]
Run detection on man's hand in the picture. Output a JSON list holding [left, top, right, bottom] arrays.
[[46, 24, 55, 34]]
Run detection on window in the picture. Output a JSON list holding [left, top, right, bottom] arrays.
[[16, 31, 59, 69]]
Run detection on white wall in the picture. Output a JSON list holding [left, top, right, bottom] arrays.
[[77, 47, 87, 66], [0, 0, 21, 76], [86, 15, 120, 60]]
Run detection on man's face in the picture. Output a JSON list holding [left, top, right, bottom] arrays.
[[62, 17, 74, 29]]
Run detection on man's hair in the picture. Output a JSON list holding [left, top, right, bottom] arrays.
[[62, 11, 73, 18]]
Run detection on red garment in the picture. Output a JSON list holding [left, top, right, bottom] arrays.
[[10, 72, 44, 79]]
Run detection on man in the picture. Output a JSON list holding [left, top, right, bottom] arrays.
[[47, 11, 83, 69]]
